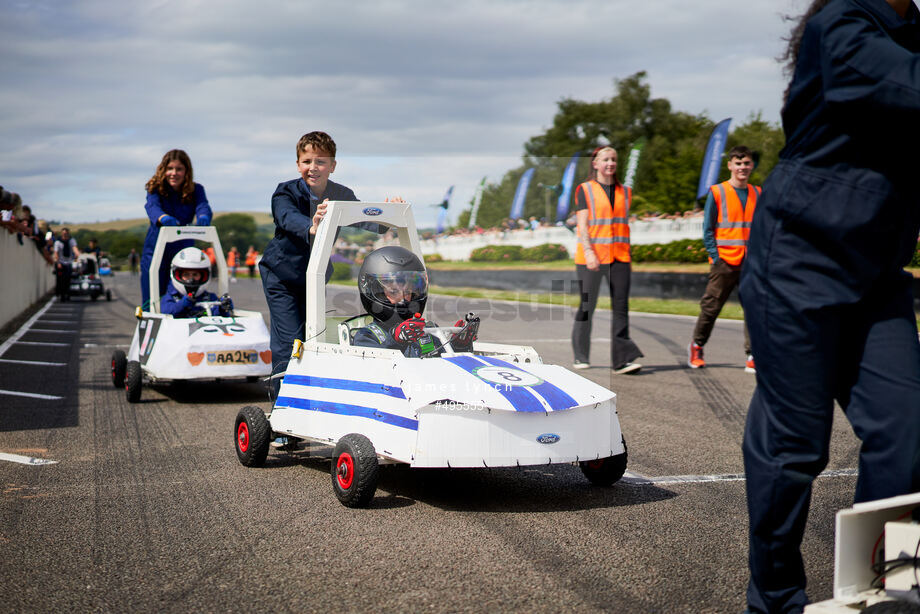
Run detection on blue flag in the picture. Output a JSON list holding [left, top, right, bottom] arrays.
[[555, 154, 579, 222], [509, 167, 535, 220], [696, 118, 731, 200], [436, 185, 453, 233]]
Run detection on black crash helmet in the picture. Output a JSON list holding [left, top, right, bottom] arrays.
[[358, 246, 428, 328]]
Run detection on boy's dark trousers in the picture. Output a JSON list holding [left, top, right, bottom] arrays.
[[692, 258, 750, 354]]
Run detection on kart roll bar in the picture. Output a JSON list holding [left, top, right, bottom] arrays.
[[305, 202, 422, 348], [147, 226, 228, 314]]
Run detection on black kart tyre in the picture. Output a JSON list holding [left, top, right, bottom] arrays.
[[580, 438, 628, 486], [111, 350, 127, 388], [91, 293, 98, 301], [106, 289, 112, 301], [234, 406, 270, 467], [331, 434, 379, 508], [125, 360, 142, 403]]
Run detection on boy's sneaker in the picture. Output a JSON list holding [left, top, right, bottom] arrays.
[[612, 362, 642, 375], [688, 343, 705, 368], [573, 360, 590, 370], [271, 436, 299, 451], [745, 355, 756, 374]]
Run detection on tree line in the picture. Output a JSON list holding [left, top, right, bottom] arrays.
[[457, 72, 784, 229]]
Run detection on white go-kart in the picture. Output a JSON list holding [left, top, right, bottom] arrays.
[[111, 226, 272, 403], [232, 202, 627, 507]]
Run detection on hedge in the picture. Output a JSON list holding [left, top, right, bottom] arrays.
[[631, 239, 709, 263], [470, 243, 568, 262]]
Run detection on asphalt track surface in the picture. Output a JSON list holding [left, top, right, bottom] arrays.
[[0, 272, 863, 613]]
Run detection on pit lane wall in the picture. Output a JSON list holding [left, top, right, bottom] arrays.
[[417, 219, 703, 261], [0, 232, 54, 331]]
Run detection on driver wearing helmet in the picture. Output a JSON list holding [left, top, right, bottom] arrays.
[[353, 246, 478, 357], [161, 247, 234, 318]]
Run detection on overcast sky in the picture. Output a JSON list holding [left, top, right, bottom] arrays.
[[1, 0, 800, 227]]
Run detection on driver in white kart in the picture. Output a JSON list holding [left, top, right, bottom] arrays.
[[161, 247, 234, 318], [352, 246, 478, 357]]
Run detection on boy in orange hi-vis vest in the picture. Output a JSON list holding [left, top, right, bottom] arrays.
[[688, 145, 760, 372], [571, 146, 643, 375]]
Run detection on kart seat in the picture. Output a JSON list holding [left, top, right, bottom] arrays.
[[335, 314, 374, 346]]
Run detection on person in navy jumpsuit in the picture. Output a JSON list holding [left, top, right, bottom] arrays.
[[740, 1, 920, 612], [142, 149, 212, 310]]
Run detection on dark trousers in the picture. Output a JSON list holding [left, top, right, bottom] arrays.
[[571, 261, 643, 369], [740, 219, 920, 613], [260, 264, 306, 398], [692, 258, 750, 354], [55, 263, 72, 299]]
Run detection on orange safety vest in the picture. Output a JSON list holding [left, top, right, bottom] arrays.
[[573, 180, 631, 265], [245, 250, 257, 266], [227, 251, 238, 267], [711, 181, 760, 266]]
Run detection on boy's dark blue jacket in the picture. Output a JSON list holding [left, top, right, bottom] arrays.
[[259, 178, 357, 284], [160, 283, 218, 318]]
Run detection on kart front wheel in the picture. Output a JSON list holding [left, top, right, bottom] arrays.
[[234, 406, 270, 467], [106, 289, 112, 301], [111, 350, 127, 388], [125, 360, 142, 403], [580, 438, 628, 486], [331, 434, 379, 508]]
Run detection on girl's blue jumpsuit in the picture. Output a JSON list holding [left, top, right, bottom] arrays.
[[740, 1, 920, 612], [141, 184, 212, 310]]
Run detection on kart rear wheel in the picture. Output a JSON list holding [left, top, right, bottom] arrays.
[[580, 438, 628, 486], [234, 406, 270, 467], [91, 293, 98, 301], [125, 360, 142, 403], [106, 289, 112, 301], [111, 350, 127, 388], [331, 434, 379, 508]]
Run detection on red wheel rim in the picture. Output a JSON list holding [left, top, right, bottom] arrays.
[[111, 358, 116, 378], [336, 452, 354, 489], [587, 459, 604, 470], [237, 422, 249, 452]]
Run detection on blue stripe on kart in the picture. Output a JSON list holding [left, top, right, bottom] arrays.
[[442, 355, 544, 413], [282, 374, 406, 399], [478, 356, 579, 411], [275, 396, 418, 431]]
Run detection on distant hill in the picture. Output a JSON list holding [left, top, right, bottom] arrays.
[[64, 211, 274, 232]]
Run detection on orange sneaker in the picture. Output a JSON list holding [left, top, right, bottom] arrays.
[[688, 343, 705, 368], [745, 355, 756, 374]]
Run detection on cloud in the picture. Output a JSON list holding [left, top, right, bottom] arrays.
[[0, 0, 796, 225]]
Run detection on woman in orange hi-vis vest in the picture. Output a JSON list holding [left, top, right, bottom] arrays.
[[245, 245, 258, 278], [226, 246, 239, 278], [571, 146, 643, 374]]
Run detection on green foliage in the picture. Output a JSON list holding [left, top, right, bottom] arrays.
[[424, 253, 444, 263], [330, 262, 353, 281], [464, 72, 785, 225], [631, 239, 709, 263], [72, 227, 145, 262], [912, 242, 920, 267], [469, 245, 524, 262], [520, 243, 569, 262], [214, 213, 262, 253]]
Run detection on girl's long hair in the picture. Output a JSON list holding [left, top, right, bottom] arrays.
[[145, 149, 195, 203], [780, 0, 834, 101]]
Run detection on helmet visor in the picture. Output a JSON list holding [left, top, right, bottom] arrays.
[[363, 270, 428, 305]]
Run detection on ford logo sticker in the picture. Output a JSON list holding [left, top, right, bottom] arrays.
[[537, 433, 560, 444], [363, 207, 383, 216]]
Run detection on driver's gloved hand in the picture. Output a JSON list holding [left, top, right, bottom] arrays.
[[393, 314, 426, 344], [451, 312, 479, 352]]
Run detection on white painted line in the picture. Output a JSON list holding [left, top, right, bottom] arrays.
[[0, 297, 56, 359], [0, 452, 58, 466], [0, 358, 66, 367], [15, 341, 69, 347], [0, 389, 64, 400], [27, 329, 77, 334], [621, 468, 858, 486], [36, 320, 74, 324]]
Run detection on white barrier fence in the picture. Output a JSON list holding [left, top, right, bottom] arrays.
[[413, 218, 704, 261], [0, 232, 55, 330]]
